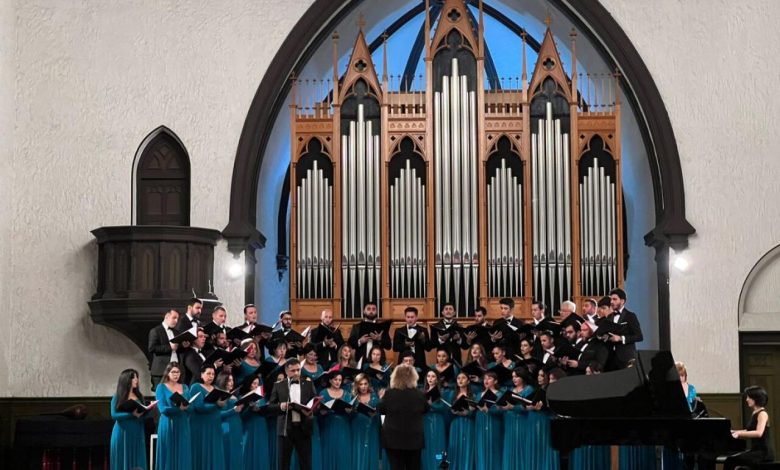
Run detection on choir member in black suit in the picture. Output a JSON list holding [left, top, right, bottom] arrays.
[[377, 365, 429, 470], [202, 306, 231, 347], [348, 301, 391, 362], [148, 309, 180, 389], [236, 303, 258, 332], [606, 288, 643, 370], [393, 307, 431, 369], [558, 300, 585, 333], [463, 306, 493, 353], [309, 309, 344, 368], [428, 302, 465, 365], [564, 321, 608, 374], [490, 298, 528, 356], [268, 359, 318, 470], [175, 297, 203, 333], [582, 298, 599, 324], [182, 328, 208, 384], [271, 310, 306, 358]]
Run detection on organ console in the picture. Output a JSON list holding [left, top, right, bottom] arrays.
[[289, 0, 625, 325]]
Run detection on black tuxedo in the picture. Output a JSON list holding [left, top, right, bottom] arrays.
[[606, 308, 643, 370], [429, 320, 464, 365], [268, 376, 318, 470], [463, 322, 493, 354], [573, 337, 609, 374], [182, 347, 206, 385], [175, 314, 200, 343], [493, 317, 529, 356], [309, 323, 344, 368], [148, 324, 177, 382], [348, 320, 392, 361], [392, 325, 430, 367]]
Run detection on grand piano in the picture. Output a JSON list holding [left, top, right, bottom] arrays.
[[547, 350, 744, 469]]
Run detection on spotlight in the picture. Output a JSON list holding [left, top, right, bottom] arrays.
[[228, 259, 245, 279], [672, 254, 690, 272]]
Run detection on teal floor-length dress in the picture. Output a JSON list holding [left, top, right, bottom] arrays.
[[500, 385, 535, 470], [221, 396, 244, 470], [241, 398, 270, 470], [155, 384, 192, 470], [319, 389, 353, 470], [350, 393, 381, 470], [190, 382, 226, 470], [446, 390, 475, 470], [422, 393, 449, 470], [110, 394, 147, 470], [527, 409, 560, 470], [474, 391, 503, 470]]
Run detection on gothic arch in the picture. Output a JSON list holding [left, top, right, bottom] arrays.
[[224, 0, 695, 348]]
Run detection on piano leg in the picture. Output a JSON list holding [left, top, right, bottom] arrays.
[[558, 449, 571, 470]]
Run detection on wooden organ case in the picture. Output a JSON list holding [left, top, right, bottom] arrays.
[[289, 0, 624, 326]]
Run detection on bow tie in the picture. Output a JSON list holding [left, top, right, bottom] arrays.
[[289, 379, 300, 384]]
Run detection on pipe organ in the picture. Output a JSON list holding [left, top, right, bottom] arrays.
[[289, 0, 624, 322]]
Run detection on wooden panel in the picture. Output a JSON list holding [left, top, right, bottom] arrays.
[[740, 344, 780, 455]]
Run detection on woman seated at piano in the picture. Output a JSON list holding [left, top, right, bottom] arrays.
[[110, 368, 148, 470], [725, 385, 774, 469]]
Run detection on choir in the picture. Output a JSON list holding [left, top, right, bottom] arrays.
[[113, 290, 651, 470]]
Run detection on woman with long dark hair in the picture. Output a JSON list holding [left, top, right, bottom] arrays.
[[474, 371, 504, 470], [239, 376, 270, 470], [110, 368, 147, 470], [190, 364, 227, 470], [447, 371, 476, 470], [499, 368, 535, 470], [421, 369, 448, 470], [155, 362, 192, 470], [319, 370, 353, 469], [724, 385, 774, 469], [216, 372, 243, 470]]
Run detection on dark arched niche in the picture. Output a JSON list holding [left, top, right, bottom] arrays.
[[222, 0, 696, 349]]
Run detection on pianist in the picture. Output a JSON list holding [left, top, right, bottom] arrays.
[[723, 385, 774, 469]]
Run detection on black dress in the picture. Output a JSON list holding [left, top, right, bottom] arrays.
[[724, 409, 774, 470]]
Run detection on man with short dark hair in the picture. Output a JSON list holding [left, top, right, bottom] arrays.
[[582, 298, 599, 324], [428, 302, 464, 364], [182, 328, 208, 384], [271, 311, 305, 358], [393, 307, 431, 368], [463, 306, 493, 352], [176, 298, 203, 333], [565, 321, 608, 374], [268, 358, 318, 470], [606, 288, 643, 370], [490, 297, 528, 356], [348, 301, 391, 361], [148, 309, 180, 389]]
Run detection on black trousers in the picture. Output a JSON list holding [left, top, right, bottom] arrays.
[[278, 424, 311, 470], [386, 448, 421, 470], [722, 449, 770, 470]]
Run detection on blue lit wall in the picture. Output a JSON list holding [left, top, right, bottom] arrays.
[[253, 0, 658, 348]]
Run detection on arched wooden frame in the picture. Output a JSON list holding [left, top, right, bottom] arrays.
[[226, 0, 697, 349], [134, 128, 191, 226]]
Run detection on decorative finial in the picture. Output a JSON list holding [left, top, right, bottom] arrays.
[[570, 27, 577, 38], [357, 12, 366, 31], [332, 31, 339, 41], [544, 12, 552, 28]]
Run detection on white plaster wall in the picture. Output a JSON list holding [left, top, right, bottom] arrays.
[[0, 0, 16, 395], [5, 0, 778, 396], [3, 0, 311, 397], [601, 0, 780, 392]]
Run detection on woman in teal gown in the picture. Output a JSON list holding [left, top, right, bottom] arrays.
[[487, 345, 515, 389], [363, 346, 391, 392], [318, 371, 353, 469], [447, 372, 476, 470], [190, 364, 227, 470], [300, 344, 325, 385], [422, 369, 449, 470], [474, 371, 504, 470], [239, 377, 270, 470], [526, 368, 560, 470], [499, 368, 535, 470], [350, 373, 381, 470], [430, 347, 459, 390], [216, 372, 244, 470], [110, 368, 147, 470], [155, 362, 192, 470], [234, 342, 261, 387]]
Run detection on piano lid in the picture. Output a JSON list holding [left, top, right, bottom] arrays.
[[547, 350, 691, 418]]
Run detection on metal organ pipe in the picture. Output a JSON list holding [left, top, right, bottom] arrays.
[[530, 101, 572, 308]]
